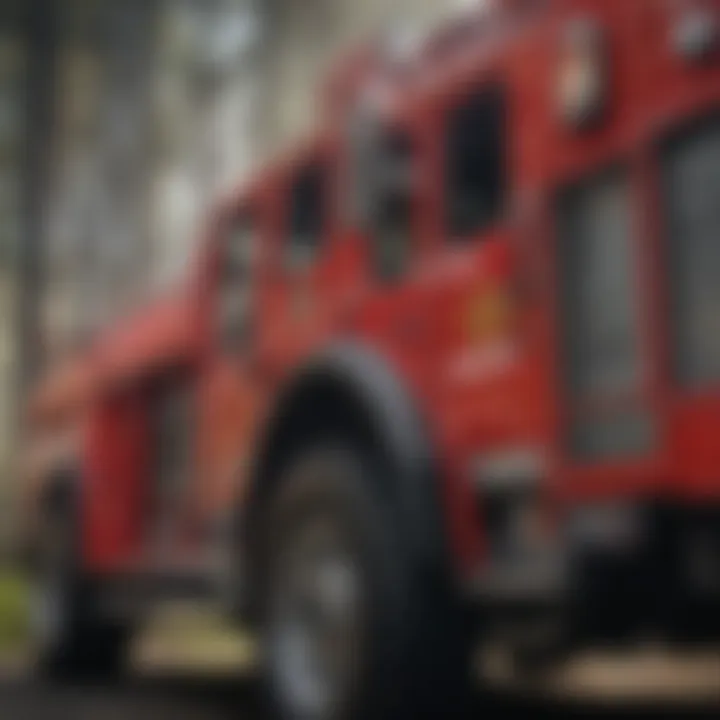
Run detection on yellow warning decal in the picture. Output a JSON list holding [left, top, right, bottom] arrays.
[[466, 284, 515, 344]]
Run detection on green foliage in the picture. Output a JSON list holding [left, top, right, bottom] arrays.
[[0, 571, 28, 652]]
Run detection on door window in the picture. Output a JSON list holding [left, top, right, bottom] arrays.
[[369, 129, 415, 282], [444, 85, 506, 240], [285, 163, 326, 271]]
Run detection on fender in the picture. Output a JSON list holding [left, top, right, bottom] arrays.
[[236, 342, 449, 614]]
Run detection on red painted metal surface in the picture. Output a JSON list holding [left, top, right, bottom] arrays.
[[93, 290, 198, 386]]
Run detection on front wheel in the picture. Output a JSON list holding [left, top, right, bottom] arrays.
[[261, 444, 473, 720]]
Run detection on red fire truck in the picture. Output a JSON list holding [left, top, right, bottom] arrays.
[[22, 0, 720, 716]]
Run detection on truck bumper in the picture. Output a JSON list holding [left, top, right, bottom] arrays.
[[470, 501, 720, 646]]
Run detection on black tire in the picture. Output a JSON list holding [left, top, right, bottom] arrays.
[[32, 489, 130, 682], [260, 443, 473, 720]]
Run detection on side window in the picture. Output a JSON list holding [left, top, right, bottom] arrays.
[[560, 170, 640, 399], [370, 129, 414, 281], [285, 163, 326, 271], [558, 168, 653, 459], [345, 106, 415, 282], [445, 85, 506, 239], [216, 214, 256, 352], [662, 117, 720, 387]]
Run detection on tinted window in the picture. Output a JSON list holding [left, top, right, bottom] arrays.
[[558, 169, 652, 459], [445, 85, 505, 239], [570, 412, 655, 461], [370, 130, 414, 281], [662, 117, 720, 386], [559, 170, 640, 400], [286, 163, 325, 270]]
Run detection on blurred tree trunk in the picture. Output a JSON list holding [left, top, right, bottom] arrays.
[[18, 0, 57, 397]]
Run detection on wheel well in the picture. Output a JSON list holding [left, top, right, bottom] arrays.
[[237, 355, 449, 623], [240, 373, 383, 620], [254, 374, 383, 513]]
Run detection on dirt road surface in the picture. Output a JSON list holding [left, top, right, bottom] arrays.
[[1, 609, 718, 720], [1, 669, 719, 720]]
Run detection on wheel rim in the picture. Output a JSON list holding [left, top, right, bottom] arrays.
[[269, 516, 363, 720]]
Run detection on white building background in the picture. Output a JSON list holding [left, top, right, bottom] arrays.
[[0, 0, 485, 508], [42, 0, 480, 354]]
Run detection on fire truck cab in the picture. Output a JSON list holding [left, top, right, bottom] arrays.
[[25, 0, 720, 716]]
